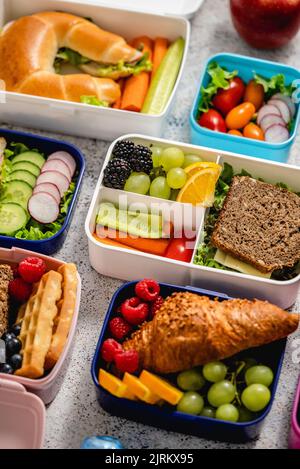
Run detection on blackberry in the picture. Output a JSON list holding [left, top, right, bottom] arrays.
[[112, 140, 135, 161], [128, 145, 153, 175], [103, 158, 132, 190]]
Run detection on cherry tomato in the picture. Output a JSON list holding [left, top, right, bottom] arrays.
[[212, 77, 246, 116], [165, 237, 196, 263], [225, 102, 256, 130], [198, 109, 227, 133], [228, 129, 243, 137], [243, 123, 265, 141], [244, 80, 265, 111]]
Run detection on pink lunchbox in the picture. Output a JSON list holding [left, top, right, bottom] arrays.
[[289, 378, 300, 449], [0, 247, 81, 449]]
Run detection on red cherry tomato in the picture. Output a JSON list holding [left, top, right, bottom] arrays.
[[198, 109, 227, 133], [212, 77, 246, 116], [165, 237, 196, 263]]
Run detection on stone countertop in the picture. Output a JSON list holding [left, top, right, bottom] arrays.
[[3, 0, 300, 449]]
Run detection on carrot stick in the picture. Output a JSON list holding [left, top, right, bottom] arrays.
[[93, 233, 139, 251], [121, 36, 153, 113], [113, 79, 125, 109], [96, 226, 170, 257], [151, 37, 169, 79]]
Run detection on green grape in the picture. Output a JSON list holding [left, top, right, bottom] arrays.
[[216, 404, 239, 423], [203, 361, 227, 383], [167, 168, 187, 189], [242, 358, 258, 374], [207, 380, 236, 407], [177, 392, 204, 415], [150, 177, 171, 200], [151, 146, 163, 168], [241, 384, 271, 412], [245, 366, 274, 388], [124, 172, 151, 195], [183, 154, 203, 168], [200, 406, 216, 419], [177, 368, 206, 391], [170, 189, 179, 201], [160, 147, 185, 171], [238, 406, 255, 423]]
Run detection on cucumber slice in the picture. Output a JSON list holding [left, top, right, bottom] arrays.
[[9, 170, 37, 188], [12, 151, 46, 169], [0, 180, 32, 210], [12, 161, 41, 177], [142, 37, 185, 115], [0, 203, 27, 235]]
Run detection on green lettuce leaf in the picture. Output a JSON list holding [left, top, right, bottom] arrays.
[[198, 62, 238, 113], [55, 47, 90, 72], [253, 73, 296, 99], [80, 96, 109, 107]]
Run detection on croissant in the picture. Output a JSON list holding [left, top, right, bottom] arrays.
[[123, 292, 299, 374], [0, 11, 142, 103]]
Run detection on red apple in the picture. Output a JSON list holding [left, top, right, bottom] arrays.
[[230, 0, 300, 49]]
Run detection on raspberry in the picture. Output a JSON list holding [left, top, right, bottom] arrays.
[[9, 278, 32, 303], [121, 297, 149, 326], [150, 296, 164, 319], [12, 266, 20, 279], [109, 317, 132, 340], [101, 339, 123, 363], [18, 257, 47, 284], [135, 279, 160, 302], [114, 350, 139, 374]]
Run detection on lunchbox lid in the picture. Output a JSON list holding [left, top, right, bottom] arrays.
[[79, 0, 204, 18], [0, 377, 45, 449]]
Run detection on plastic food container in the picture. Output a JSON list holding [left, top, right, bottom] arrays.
[[85, 134, 300, 309], [0, 0, 192, 140], [0, 128, 85, 255], [91, 281, 286, 443], [289, 377, 300, 449], [190, 53, 300, 164], [0, 246, 82, 406]]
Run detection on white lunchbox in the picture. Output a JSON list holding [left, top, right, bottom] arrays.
[[85, 134, 300, 309], [0, 0, 197, 140]]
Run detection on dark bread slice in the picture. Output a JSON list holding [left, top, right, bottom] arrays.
[[0, 264, 13, 336], [211, 176, 300, 273]]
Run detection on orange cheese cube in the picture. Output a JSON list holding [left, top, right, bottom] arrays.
[[99, 369, 135, 400], [140, 370, 183, 405], [123, 373, 161, 404]]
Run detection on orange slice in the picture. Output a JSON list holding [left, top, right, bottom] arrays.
[[184, 162, 222, 178], [176, 167, 220, 206]]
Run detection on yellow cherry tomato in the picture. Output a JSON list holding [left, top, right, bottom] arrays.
[[228, 129, 243, 137], [225, 102, 256, 130], [244, 80, 265, 111], [243, 123, 265, 141]]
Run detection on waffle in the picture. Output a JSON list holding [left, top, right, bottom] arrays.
[[0, 264, 13, 336], [45, 264, 78, 370], [16, 271, 62, 379]]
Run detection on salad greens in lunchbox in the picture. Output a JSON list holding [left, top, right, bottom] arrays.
[[0, 139, 77, 240]]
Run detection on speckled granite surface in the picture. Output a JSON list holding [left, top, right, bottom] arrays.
[[2, 0, 300, 450]]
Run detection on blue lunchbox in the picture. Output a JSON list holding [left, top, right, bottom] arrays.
[[0, 128, 85, 254], [190, 53, 300, 163], [91, 281, 286, 443]]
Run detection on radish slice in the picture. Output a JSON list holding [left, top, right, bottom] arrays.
[[28, 192, 59, 224], [36, 171, 70, 196], [272, 93, 296, 118], [265, 124, 290, 143], [260, 114, 287, 132], [41, 159, 71, 181], [268, 99, 291, 123], [47, 151, 76, 177], [257, 104, 281, 125], [33, 183, 61, 205]]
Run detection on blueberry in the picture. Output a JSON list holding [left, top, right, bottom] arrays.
[[0, 363, 14, 374], [6, 338, 22, 357], [10, 324, 22, 337], [1, 332, 15, 343], [8, 354, 22, 371]]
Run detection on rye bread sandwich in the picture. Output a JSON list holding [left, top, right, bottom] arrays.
[[211, 176, 300, 274], [0, 264, 13, 336]]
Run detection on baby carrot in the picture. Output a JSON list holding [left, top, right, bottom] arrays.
[[121, 36, 153, 113], [93, 233, 139, 251], [151, 37, 169, 79], [113, 79, 125, 109]]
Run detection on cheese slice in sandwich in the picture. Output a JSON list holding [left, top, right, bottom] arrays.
[[214, 249, 272, 279]]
